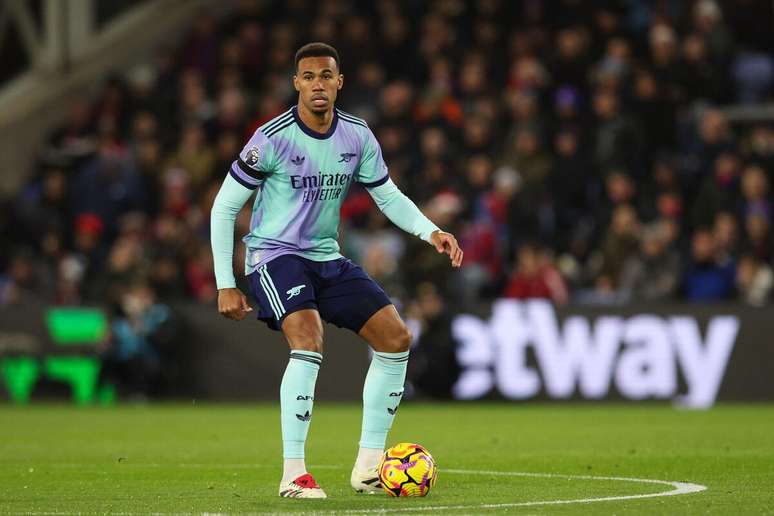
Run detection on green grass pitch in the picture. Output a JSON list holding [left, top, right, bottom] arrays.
[[1, 402, 773, 514]]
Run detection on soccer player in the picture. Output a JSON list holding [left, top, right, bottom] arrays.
[[210, 42, 462, 499]]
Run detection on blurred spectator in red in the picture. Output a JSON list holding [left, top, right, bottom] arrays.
[[159, 168, 192, 219], [503, 243, 568, 305]]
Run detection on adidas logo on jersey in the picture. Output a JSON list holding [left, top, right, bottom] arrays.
[[291, 155, 305, 165], [296, 410, 312, 421], [387, 406, 398, 415]]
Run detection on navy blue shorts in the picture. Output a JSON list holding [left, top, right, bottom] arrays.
[[247, 254, 392, 333]]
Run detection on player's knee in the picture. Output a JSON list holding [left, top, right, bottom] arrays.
[[290, 327, 323, 351], [282, 311, 324, 352], [388, 325, 412, 353], [284, 325, 323, 352], [289, 336, 322, 353]]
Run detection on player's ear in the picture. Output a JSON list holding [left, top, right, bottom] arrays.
[[293, 74, 300, 92], [337, 74, 343, 90]]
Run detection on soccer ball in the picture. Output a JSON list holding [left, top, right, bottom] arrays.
[[378, 442, 437, 497]]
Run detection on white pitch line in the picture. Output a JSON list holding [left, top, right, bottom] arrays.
[[15, 466, 707, 515], [17, 463, 343, 470], [326, 468, 707, 514]]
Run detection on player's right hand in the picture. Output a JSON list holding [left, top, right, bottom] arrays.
[[430, 230, 464, 268], [217, 288, 253, 321]]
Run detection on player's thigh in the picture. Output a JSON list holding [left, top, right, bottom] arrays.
[[247, 255, 318, 332], [316, 259, 393, 336], [358, 304, 412, 354], [281, 309, 324, 353]]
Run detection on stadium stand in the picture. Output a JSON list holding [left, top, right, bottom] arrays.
[[2, 0, 773, 316]]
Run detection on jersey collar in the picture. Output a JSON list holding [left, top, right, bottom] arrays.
[[292, 106, 339, 140]]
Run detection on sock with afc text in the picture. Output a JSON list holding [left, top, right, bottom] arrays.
[[359, 350, 409, 452], [280, 350, 321, 461]]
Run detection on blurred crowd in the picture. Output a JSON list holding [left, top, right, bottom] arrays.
[[2, 0, 774, 321]]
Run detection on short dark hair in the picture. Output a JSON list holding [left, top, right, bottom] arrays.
[[294, 42, 340, 71]]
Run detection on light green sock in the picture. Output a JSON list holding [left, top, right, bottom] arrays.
[[359, 350, 409, 449], [280, 350, 321, 459]]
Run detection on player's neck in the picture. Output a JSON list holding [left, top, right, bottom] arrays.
[[296, 102, 334, 135]]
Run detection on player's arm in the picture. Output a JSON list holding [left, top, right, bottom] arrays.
[[211, 135, 274, 321], [356, 127, 462, 267], [211, 173, 254, 320], [365, 179, 463, 267]]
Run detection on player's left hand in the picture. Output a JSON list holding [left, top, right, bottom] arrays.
[[431, 230, 463, 268]]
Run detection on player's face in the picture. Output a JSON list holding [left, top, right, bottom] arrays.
[[294, 57, 343, 114]]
